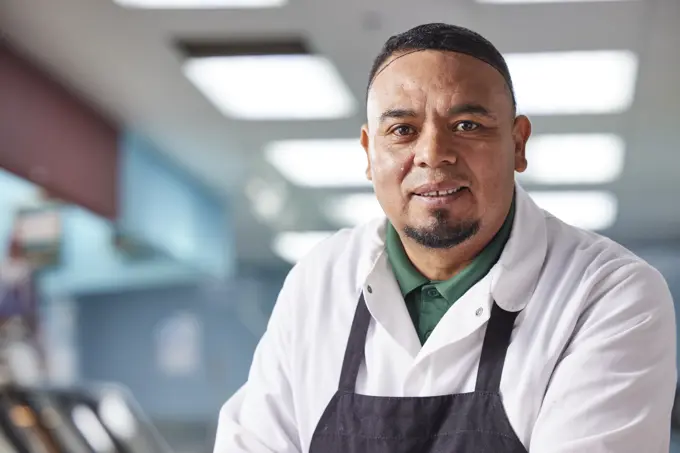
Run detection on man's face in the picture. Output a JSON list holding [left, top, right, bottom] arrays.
[[361, 50, 531, 248]]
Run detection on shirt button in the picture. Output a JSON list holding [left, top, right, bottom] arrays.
[[427, 288, 438, 298], [366, 285, 373, 294], [475, 307, 483, 316]]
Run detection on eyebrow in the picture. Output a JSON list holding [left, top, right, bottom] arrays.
[[448, 103, 496, 119], [378, 104, 497, 124], [379, 108, 417, 124]]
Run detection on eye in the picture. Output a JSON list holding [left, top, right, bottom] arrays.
[[454, 121, 480, 132], [391, 125, 415, 136]]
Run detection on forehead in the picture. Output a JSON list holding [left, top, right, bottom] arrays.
[[367, 50, 511, 116]]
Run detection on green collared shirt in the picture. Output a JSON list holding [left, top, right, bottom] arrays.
[[386, 200, 515, 345]]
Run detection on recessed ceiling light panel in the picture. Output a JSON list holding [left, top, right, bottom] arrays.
[[183, 54, 356, 120], [478, 0, 634, 4], [520, 134, 625, 184], [114, 0, 286, 9], [272, 231, 334, 263], [324, 194, 383, 227], [505, 51, 638, 115], [265, 139, 369, 187], [529, 190, 618, 230]]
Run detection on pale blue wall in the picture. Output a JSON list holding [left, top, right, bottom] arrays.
[[39, 205, 206, 296], [75, 270, 286, 421], [37, 130, 235, 297], [120, 132, 233, 279]]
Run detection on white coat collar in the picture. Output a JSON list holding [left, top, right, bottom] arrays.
[[358, 183, 548, 313], [491, 184, 548, 311]]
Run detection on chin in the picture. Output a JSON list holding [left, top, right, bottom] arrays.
[[403, 219, 480, 249], [429, 208, 475, 225]]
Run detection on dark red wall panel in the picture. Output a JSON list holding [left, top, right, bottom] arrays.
[[0, 41, 119, 219]]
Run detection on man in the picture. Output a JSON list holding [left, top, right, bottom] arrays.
[[215, 23, 676, 453]]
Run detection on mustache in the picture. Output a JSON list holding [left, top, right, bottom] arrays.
[[405, 170, 471, 186]]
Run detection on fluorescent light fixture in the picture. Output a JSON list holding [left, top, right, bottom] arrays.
[[273, 231, 335, 263], [325, 193, 383, 227], [265, 139, 370, 187], [505, 51, 638, 115], [245, 178, 287, 222], [113, 0, 286, 8], [183, 55, 355, 120], [529, 191, 617, 230], [478, 0, 634, 3], [520, 134, 625, 184]]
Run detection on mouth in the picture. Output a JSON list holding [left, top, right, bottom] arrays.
[[412, 182, 470, 196], [411, 183, 471, 206], [416, 187, 468, 198]]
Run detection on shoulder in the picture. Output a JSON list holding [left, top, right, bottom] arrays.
[[273, 218, 386, 314], [269, 218, 387, 365], [543, 213, 673, 315], [288, 217, 386, 286]]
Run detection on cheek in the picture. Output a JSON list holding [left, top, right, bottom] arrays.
[[369, 148, 411, 187], [369, 148, 413, 217], [466, 147, 515, 201]]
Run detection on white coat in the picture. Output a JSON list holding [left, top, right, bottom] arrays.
[[214, 185, 677, 453]]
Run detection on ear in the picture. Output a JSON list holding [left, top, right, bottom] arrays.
[[512, 115, 531, 173], [360, 124, 372, 181]]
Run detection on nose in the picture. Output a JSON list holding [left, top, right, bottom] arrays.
[[413, 125, 457, 168]]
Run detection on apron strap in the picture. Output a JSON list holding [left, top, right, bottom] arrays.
[[475, 302, 520, 392], [338, 292, 371, 393]]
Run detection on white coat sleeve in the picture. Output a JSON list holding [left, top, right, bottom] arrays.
[[530, 262, 677, 453], [213, 268, 302, 453]]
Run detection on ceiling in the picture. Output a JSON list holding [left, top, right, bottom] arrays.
[[1, 0, 679, 268]]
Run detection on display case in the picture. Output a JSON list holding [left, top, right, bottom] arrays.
[[0, 385, 171, 453]]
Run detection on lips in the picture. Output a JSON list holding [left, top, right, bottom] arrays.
[[412, 182, 470, 197], [418, 187, 466, 197]]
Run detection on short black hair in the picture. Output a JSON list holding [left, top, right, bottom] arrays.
[[367, 23, 516, 110]]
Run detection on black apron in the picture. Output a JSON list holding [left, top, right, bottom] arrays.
[[309, 293, 527, 453]]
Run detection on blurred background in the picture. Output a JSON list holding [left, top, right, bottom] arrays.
[[0, 0, 679, 452]]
